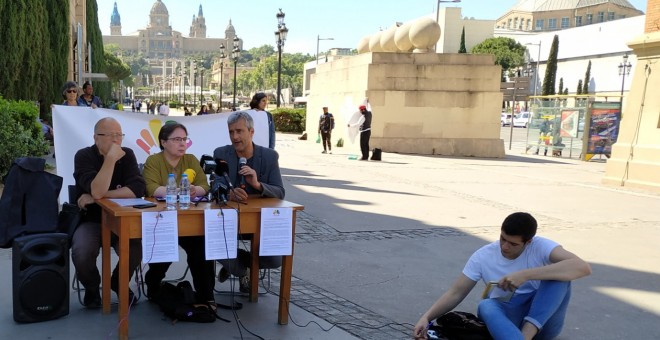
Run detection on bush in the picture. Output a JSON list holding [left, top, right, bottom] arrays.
[[0, 96, 49, 180], [272, 108, 306, 133]]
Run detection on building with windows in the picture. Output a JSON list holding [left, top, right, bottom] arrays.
[[496, 0, 643, 32]]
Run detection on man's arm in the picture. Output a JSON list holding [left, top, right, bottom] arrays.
[[413, 274, 477, 339], [501, 246, 592, 291]]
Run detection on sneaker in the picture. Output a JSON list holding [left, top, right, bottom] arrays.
[[83, 289, 102, 309], [239, 275, 250, 293], [217, 267, 230, 283], [111, 284, 139, 306], [329, 151, 332, 154], [321, 150, 327, 154]]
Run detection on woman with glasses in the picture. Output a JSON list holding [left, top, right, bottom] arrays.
[[61, 81, 85, 106], [141, 122, 216, 309]]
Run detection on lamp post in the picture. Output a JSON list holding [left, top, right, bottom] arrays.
[[199, 62, 205, 108], [435, 0, 461, 52], [316, 35, 334, 64], [525, 41, 542, 98], [192, 61, 197, 112], [218, 43, 226, 112], [618, 53, 632, 105], [232, 36, 240, 110], [275, 8, 288, 108]]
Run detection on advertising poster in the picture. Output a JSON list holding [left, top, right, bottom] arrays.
[[560, 110, 579, 138], [586, 102, 621, 157]]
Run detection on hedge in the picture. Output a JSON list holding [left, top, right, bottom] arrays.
[[272, 108, 306, 133]]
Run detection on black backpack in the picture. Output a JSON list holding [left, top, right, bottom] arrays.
[[152, 281, 229, 324], [0, 157, 62, 248], [428, 311, 493, 340]]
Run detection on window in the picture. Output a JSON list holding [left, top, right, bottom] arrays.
[[508, 18, 512, 29], [561, 17, 569, 28], [608, 12, 615, 21], [514, 18, 519, 29], [575, 16, 582, 26], [526, 19, 531, 30], [548, 18, 557, 29], [586, 14, 593, 24], [598, 12, 604, 22], [619, 14, 627, 19], [536, 19, 544, 30]]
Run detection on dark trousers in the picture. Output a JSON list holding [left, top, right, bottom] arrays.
[[321, 131, 332, 151], [360, 130, 371, 160], [145, 236, 215, 302]]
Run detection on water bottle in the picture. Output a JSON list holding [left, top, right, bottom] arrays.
[[179, 173, 191, 210], [166, 173, 177, 210]]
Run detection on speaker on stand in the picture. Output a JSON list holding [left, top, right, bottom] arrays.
[[12, 233, 69, 323]]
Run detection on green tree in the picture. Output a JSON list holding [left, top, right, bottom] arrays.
[[46, 0, 71, 115], [558, 77, 564, 95], [471, 37, 526, 80], [542, 35, 559, 96], [86, 0, 110, 102], [458, 26, 467, 53], [577, 79, 583, 95], [582, 60, 591, 94]]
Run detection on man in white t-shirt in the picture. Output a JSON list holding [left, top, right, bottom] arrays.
[[158, 101, 170, 116], [413, 212, 591, 340]]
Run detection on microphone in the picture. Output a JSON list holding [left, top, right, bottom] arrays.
[[214, 158, 234, 189], [238, 157, 247, 189], [183, 168, 196, 183]]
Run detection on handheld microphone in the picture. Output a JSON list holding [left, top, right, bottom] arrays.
[[238, 157, 247, 189], [183, 168, 196, 183]]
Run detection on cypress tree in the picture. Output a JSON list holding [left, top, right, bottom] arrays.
[[558, 77, 564, 95], [582, 60, 591, 94], [86, 0, 110, 103], [46, 0, 71, 113], [577, 79, 583, 95], [542, 35, 558, 96], [458, 26, 467, 53], [0, 0, 29, 99]]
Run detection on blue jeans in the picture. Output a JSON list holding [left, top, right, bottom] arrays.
[[478, 281, 571, 340]]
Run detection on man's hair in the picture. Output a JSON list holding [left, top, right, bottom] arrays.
[[93, 117, 119, 134], [82, 81, 92, 90], [227, 111, 254, 130], [501, 212, 537, 242], [158, 122, 188, 150], [250, 93, 267, 109], [62, 81, 78, 98]]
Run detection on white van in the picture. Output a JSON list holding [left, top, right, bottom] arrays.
[[513, 112, 532, 128], [500, 113, 512, 126]]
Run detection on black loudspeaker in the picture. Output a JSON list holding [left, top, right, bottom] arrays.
[[371, 148, 382, 161], [12, 233, 69, 323]]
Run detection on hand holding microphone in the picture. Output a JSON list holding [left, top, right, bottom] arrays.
[[238, 157, 247, 190]]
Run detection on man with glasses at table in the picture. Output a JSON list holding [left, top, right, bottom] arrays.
[[72, 117, 145, 308]]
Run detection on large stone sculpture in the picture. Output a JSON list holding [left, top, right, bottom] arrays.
[[409, 17, 441, 53]]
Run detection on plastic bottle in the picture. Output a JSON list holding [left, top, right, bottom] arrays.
[[166, 173, 177, 210], [179, 173, 191, 210]]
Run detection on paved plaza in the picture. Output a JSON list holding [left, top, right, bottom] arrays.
[[1, 130, 658, 339]]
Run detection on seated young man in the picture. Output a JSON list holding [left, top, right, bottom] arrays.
[[413, 212, 591, 340]]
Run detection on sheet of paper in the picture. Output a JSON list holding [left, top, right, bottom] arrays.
[[204, 209, 238, 260], [109, 198, 153, 206], [259, 207, 293, 256], [141, 211, 179, 263]]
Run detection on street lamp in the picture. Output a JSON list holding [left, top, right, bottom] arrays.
[[275, 8, 288, 108], [435, 0, 461, 52], [192, 60, 197, 112], [316, 35, 334, 64], [618, 53, 632, 105], [525, 41, 542, 98], [199, 60, 205, 108], [232, 36, 240, 110], [218, 43, 226, 112]]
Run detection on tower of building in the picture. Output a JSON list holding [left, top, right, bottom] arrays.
[[189, 4, 207, 38], [110, 1, 122, 35]]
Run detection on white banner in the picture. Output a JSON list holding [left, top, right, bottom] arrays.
[[52, 106, 268, 203]]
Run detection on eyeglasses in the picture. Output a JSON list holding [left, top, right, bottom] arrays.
[[66, 90, 77, 94], [96, 133, 125, 139], [167, 137, 189, 143]]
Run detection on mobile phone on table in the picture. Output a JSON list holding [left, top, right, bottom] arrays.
[[133, 203, 157, 209]]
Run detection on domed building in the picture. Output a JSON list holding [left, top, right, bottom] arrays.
[[103, 0, 241, 63]]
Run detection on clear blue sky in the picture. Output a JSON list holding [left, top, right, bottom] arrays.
[[97, 0, 647, 55]]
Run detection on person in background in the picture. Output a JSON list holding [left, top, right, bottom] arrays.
[[318, 106, 334, 154], [413, 212, 591, 340], [213, 111, 284, 292], [61, 81, 85, 107], [183, 105, 191, 116], [158, 101, 170, 116], [78, 81, 102, 108], [348, 105, 372, 160], [141, 122, 214, 307], [208, 103, 216, 113], [72, 117, 145, 308], [197, 104, 209, 115], [249, 92, 276, 149]]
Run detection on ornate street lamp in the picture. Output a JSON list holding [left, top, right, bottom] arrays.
[[275, 9, 289, 108], [232, 36, 241, 110], [199, 60, 205, 108], [219, 43, 226, 112], [192, 60, 197, 112], [618, 53, 632, 105]]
